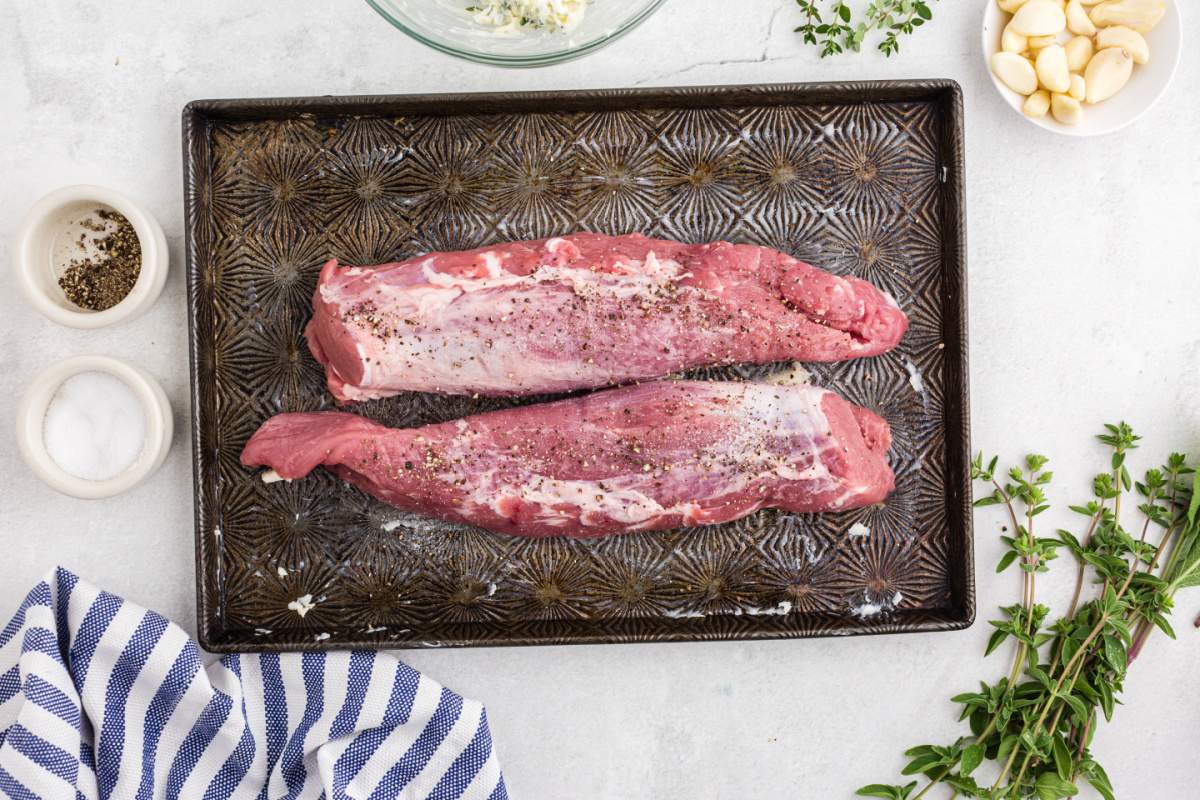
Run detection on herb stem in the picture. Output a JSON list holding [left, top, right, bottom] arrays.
[[859, 433, 1198, 800], [1025, 502, 1038, 638], [1012, 662, 1089, 786], [912, 479, 1031, 800], [992, 478, 1024, 544], [911, 716, 1002, 800], [1067, 506, 1105, 617], [1117, 485, 1159, 597], [1125, 519, 1180, 662], [1148, 519, 1178, 574], [911, 774, 944, 800], [993, 477, 1035, 685], [1128, 622, 1152, 663], [795, 0, 939, 58], [1074, 712, 1093, 761], [991, 477, 1035, 637], [992, 739, 1023, 791], [1001, 613, 1110, 789], [1113, 466, 1123, 520]]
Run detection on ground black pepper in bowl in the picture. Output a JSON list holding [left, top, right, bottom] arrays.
[[58, 209, 141, 311]]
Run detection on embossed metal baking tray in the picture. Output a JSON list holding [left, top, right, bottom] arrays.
[[183, 81, 972, 652]]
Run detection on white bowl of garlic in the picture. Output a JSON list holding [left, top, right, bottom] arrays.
[[983, 0, 1181, 135]]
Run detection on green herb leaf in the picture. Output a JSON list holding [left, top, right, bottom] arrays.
[[1152, 613, 1176, 639], [795, 0, 940, 57], [1081, 760, 1116, 800], [856, 782, 917, 800], [1099, 681, 1115, 721], [985, 627, 1010, 656], [899, 754, 941, 775], [1034, 771, 1079, 799], [1052, 735, 1073, 781], [1171, 571, 1200, 590], [857, 428, 1199, 799], [1059, 692, 1090, 724], [960, 742, 984, 777], [1102, 635, 1127, 672]]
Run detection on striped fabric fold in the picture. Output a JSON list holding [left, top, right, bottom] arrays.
[[0, 568, 507, 800]]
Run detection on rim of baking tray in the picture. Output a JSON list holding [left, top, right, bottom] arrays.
[[181, 80, 974, 652], [363, 0, 670, 67]]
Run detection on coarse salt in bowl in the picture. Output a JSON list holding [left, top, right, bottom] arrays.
[[42, 372, 147, 481], [16, 355, 174, 499]]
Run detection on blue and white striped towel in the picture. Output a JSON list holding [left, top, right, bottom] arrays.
[[0, 568, 507, 799]]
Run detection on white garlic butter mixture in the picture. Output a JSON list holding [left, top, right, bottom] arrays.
[[466, 0, 587, 32]]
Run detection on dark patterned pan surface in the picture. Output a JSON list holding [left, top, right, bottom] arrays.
[[183, 81, 972, 652]]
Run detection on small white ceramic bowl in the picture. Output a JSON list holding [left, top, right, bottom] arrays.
[[16, 355, 174, 499], [14, 185, 169, 328], [982, 1, 1181, 137]]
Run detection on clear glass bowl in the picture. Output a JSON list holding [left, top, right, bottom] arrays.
[[365, 0, 668, 67]]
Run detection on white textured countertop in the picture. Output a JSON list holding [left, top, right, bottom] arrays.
[[3, 2, 1199, 797]]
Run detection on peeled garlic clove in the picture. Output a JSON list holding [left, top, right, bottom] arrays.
[[992, 52, 1040, 95], [1002, 22, 1029, 53], [1036, 45, 1071, 93], [1023, 90, 1052, 117], [1027, 34, 1059, 52], [1010, 1, 1068, 36], [1096, 25, 1151, 63], [1066, 0, 1098, 34], [1089, 0, 1166, 33], [998, 0, 1033, 12], [1051, 93, 1084, 124], [1085, 46, 1134, 103], [1064, 35, 1095, 71], [1068, 73, 1087, 100]]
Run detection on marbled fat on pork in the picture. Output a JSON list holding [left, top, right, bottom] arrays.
[[307, 233, 909, 403], [241, 381, 895, 538]]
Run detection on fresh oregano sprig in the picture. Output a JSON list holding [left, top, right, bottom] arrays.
[[858, 423, 1200, 800], [793, 0, 937, 58]]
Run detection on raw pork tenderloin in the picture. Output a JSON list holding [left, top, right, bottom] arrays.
[[241, 381, 894, 538], [307, 233, 908, 403]]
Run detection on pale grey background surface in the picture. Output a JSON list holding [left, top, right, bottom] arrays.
[[2, 2, 1198, 797]]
